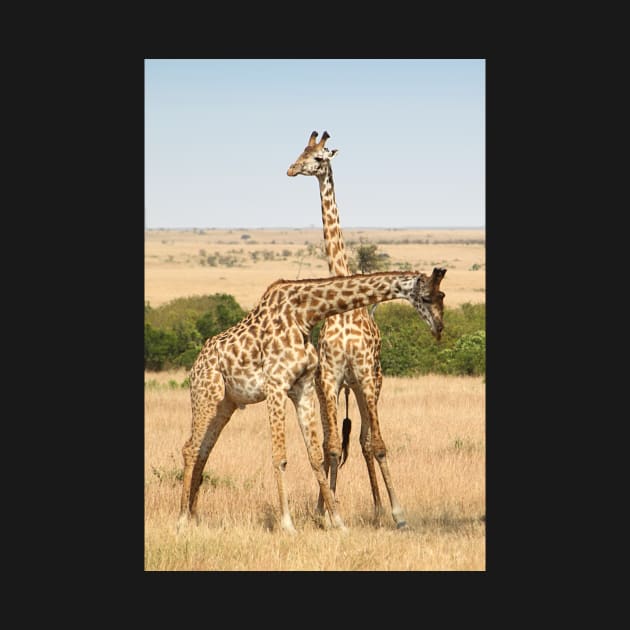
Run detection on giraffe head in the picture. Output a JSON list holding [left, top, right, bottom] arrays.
[[407, 267, 447, 341], [287, 130, 338, 177]]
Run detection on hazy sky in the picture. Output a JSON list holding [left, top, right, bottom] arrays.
[[145, 59, 485, 229]]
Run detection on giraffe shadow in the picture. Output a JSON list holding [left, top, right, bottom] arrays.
[[258, 500, 336, 532], [256, 502, 485, 534], [344, 509, 485, 533], [409, 513, 486, 534]]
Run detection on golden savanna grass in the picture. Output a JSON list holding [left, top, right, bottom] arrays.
[[144, 228, 485, 311], [144, 227, 485, 570], [144, 370, 485, 571]]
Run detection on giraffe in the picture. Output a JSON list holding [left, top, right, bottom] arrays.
[[287, 131, 444, 529], [178, 269, 446, 534]]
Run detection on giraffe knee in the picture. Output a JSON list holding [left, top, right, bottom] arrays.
[[361, 442, 386, 460], [309, 456, 325, 473], [364, 434, 386, 460], [327, 441, 341, 460], [304, 445, 325, 472]]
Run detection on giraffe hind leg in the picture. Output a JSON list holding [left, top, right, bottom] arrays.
[[358, 415, 385, 523], [177, 373, 236, 531], [356, 387, 407, 529]]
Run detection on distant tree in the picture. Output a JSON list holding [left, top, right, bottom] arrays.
[[349, 240, 390, 274]]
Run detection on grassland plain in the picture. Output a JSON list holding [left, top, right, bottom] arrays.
[[144, 228, 485, 571], [144, 371, 485, 571], [144, 228, 485, 311]]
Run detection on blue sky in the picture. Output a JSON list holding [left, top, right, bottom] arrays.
[[145, 59, 485, 229]]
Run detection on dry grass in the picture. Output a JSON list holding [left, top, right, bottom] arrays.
[[144, 227, 485, 570], [144, 228, 485, 311], [144, 370, 485, 571]]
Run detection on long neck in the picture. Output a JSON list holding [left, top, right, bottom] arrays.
[[317, 165, 351, 276], [295, 272, 413, 329]]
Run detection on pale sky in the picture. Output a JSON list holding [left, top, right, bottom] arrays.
[[145, 59, 485, 229]]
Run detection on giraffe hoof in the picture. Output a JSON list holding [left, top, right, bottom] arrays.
[[396, 520, 409, 530], [280, 514, 298, 535], [176, 515, 189, 534]]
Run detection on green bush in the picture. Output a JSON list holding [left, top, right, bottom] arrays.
[[144, 294, 246, 370], [144, 293, 485, 376], [144, 323, 178, 371], [145, 294, 245, 331], [374, 303, 442, 375], [442, 302, 485, 339], [374, 301, 485, 376], [438, 330, 486, 376]]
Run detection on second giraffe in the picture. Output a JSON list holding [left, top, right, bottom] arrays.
[[288, 131, 445, 528]]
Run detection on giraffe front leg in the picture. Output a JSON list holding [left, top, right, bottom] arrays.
[[291, 377, 347, 532], [178, 438, 200, 531], [266, 390, 297, 534]]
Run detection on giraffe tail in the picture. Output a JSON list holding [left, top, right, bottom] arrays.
[[340, 384, 351, 467]]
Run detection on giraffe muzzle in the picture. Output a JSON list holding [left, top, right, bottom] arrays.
[[287, 165, 298, 177], [432, 322, 443, 341]]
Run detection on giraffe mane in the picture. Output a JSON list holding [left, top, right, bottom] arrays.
[[263, 270, 426, 293]]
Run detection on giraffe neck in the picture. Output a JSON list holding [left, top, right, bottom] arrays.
[[269, 272, 415, 330], [317, 166, 350, 276]]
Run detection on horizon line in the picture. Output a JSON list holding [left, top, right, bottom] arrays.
[[145, 225, 485, 231]]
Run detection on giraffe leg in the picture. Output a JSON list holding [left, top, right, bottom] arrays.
[[315, 374, 331, 519], [356, 382, 407, 529], [315, 371, 343, 518], [356, 396, 385, 522], [177, 373, 236, 532], [266, 389, 298, 534], [290, 377, 347, 532]]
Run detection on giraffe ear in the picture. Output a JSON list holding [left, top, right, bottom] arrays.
[[328, 149, 339, 159]]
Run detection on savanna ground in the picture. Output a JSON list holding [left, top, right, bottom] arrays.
[[144, 228, 485, 571]]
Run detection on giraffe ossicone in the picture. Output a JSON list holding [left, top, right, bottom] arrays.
[[178, 270, 446, 534]]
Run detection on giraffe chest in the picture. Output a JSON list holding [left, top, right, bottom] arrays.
[[218, 333, 317, 403], [217, 338, 267, 404], [223, 371, 267, 405]]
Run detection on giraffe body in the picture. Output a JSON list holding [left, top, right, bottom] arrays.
[[288, 131, 446, 527], [178, 271, 445, 533]]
